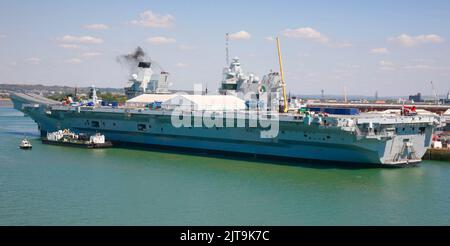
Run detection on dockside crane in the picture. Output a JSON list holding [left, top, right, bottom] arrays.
[[430, 81, 439, 104], [276, 37, 289, 113]]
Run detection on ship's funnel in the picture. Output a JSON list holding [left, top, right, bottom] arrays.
[[138, 62, 151, 68]]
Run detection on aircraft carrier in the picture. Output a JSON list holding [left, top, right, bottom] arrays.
[[10, 39, 444, 167]]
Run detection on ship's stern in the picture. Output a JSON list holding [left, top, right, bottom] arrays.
[[378, 124, 435, 166]]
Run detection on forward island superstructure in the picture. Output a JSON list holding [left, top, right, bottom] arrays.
[[10, 40, 444, 166]]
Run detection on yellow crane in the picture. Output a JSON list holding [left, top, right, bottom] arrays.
[[276, 37, 289, 113]]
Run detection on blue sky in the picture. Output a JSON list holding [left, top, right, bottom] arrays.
[[1, 0, 450, 96]]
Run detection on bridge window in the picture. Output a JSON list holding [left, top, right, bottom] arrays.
[[222, 84, 237, 90]]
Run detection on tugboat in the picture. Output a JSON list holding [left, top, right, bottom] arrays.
[[42, 129, 113, 148], [19, 137, 32, 149]]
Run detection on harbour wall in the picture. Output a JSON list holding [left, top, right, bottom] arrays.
[[423, 148, 450, 162]]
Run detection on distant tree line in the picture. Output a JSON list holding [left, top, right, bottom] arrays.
[[100, 92, 127, 103]]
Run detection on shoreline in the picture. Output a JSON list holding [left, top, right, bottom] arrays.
[[0, 98, 12, 107]]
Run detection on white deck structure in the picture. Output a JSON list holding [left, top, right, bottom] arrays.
[[162, 95, 246, 111], [125, 94, 177, 107]]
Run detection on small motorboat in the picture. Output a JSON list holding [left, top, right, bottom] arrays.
[[19, 138, 32, 149]]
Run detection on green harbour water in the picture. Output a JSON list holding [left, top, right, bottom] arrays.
[[0, 107, 449, 225]]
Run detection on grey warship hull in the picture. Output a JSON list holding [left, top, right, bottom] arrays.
[[11, 93, 440, 167]]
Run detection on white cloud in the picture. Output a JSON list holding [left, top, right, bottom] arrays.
[[411, 58, 434, 63], [265, 36, 275, 42], [57, 35, 104, 44], [0, 34, 6, 39], [388, 34, 444, 47], [282, 27, 329, 43], [176, 62, 189, 68], [416, 34, 444, 43], [370, 48, 389, 54], [147, 36, 176, 45], [131, 10, 174, 28], [379, 60, 395, 71], [25, 57, 41, 65], [83, 24, 109, 30], [81, 52, 102, 57], [281, 27, 352, 48], [330, 41, 353, 48], [65, 58, 82, 64], [177, 44, 195, 51], [380, 67, 395, 71], [229, 31, 251, 40], [403, 64, 431, 70], [58, 44, 79, 49], [380, 60, 394, 66], [402, 64, 450, 71]]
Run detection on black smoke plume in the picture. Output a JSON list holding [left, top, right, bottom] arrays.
[[117, 46, 164, 74], [122, 46, 146, 63], [117, 46, 147, 71]]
